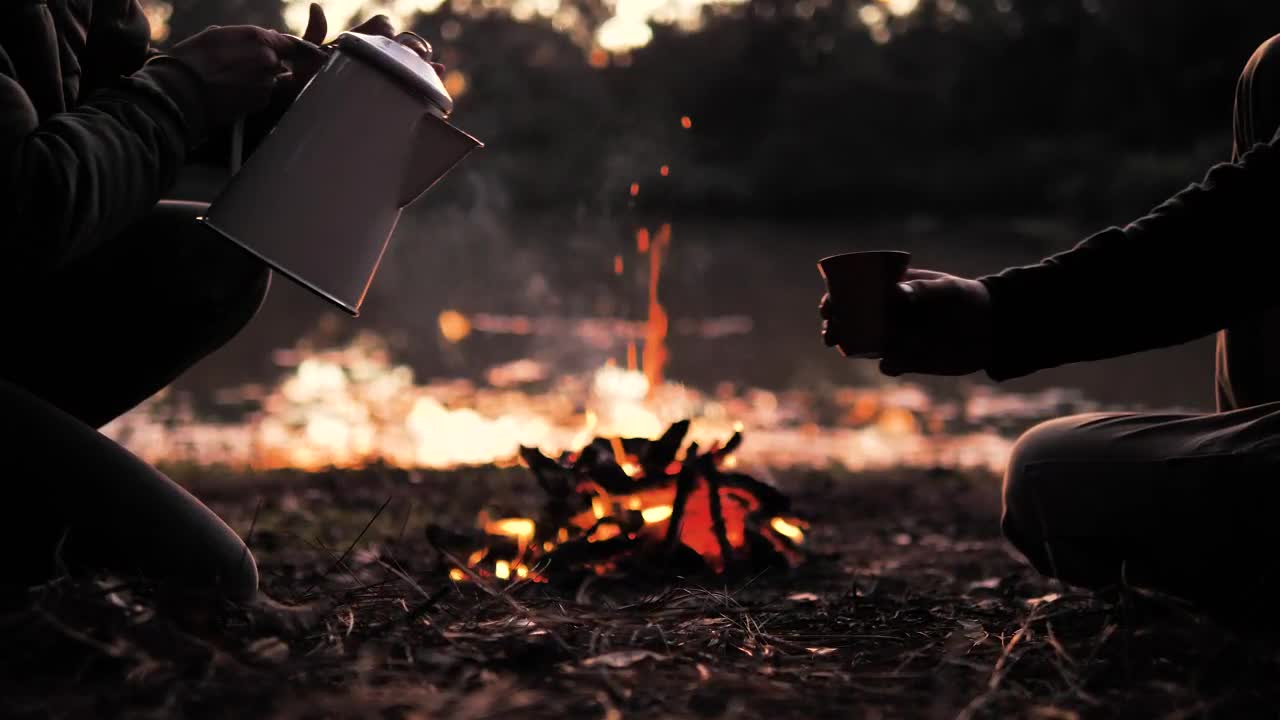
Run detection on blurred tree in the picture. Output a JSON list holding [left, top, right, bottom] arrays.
[[145, 0, 1280, 221]]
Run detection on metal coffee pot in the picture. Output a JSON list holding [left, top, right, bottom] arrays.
[[201, 32, 482, 315]]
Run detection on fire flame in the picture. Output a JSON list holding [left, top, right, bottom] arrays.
[[642, 224, 671, 393], [770, 517, 805, 541]]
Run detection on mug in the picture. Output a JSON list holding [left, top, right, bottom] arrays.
[[817, 250, 911, 358]]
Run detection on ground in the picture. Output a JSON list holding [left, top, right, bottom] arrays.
[[3, 465, 1277, 719]]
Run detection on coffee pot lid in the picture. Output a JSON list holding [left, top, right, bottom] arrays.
[[333, 31, 454, 114]]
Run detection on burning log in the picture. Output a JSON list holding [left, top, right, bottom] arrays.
[[432, 421, 807, 582]]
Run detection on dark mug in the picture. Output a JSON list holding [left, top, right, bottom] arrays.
[[818, 250, 911, 358]]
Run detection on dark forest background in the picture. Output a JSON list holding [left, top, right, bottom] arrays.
[[164, 0, 1280, 220], [156, 0, 1280, 410]]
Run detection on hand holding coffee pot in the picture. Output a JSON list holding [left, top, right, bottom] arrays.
[[279, 6, 448, 94]]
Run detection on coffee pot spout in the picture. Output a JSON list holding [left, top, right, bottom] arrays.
[[398, 114, 483, 207]]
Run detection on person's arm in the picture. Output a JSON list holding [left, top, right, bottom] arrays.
[[979, 137, 1280, 381], [0, 23, 323, 274], [0, 52, 207, 272]]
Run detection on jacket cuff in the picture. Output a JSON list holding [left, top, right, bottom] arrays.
[[978, 273, 1035, 382], [132, 56, 210, 147]]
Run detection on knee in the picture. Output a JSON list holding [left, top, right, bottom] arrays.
[[1002, 417, 1076, 515], [162, 542, 258, 603], [218, 539, 260, 602], [148, 201, 272, 330], [213, 251, 271, 339], [1001, 418, 1076, 568], [184, 233, 272, 347], [182, 519, 259, 602]]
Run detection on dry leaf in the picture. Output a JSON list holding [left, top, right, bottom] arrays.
[[246, 636, 289, 664], [1025, 593, 1062, 608], [581, 649, 667, 668], [959, 620, 986, 640], [1030, 706, 1080, 720], [967, 577, 1002, 591]]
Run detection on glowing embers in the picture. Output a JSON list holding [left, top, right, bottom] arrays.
[[434, 421, 806, 582]]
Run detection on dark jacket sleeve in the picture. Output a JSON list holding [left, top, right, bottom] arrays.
[[0, 54, 207, 272], [979, 135, 1280, 381]]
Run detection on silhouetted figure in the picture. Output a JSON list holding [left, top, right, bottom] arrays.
[[823, 35, 1280, 610], [0, 3, 425, 601]]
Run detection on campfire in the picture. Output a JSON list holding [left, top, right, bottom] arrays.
[[433, 420, 806, 582]]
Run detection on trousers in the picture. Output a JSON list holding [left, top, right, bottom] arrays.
[[1002, 35, 1280, 607], [0, 200, 268, 600]]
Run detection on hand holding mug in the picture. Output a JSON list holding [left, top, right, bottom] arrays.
[[877, 269, 993, 376], [819, 256, 994, 376]]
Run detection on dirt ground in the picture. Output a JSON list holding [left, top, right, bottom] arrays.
[[2, 464, 1277, 719]]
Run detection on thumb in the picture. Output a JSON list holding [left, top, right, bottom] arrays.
[[888, 280, 917, 323], [879, 358, 906, 377], [903, 268, 948, 282], [265, 30, 326, 62], [880, 282, 918, 377], [303, 3, 329, 45]]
